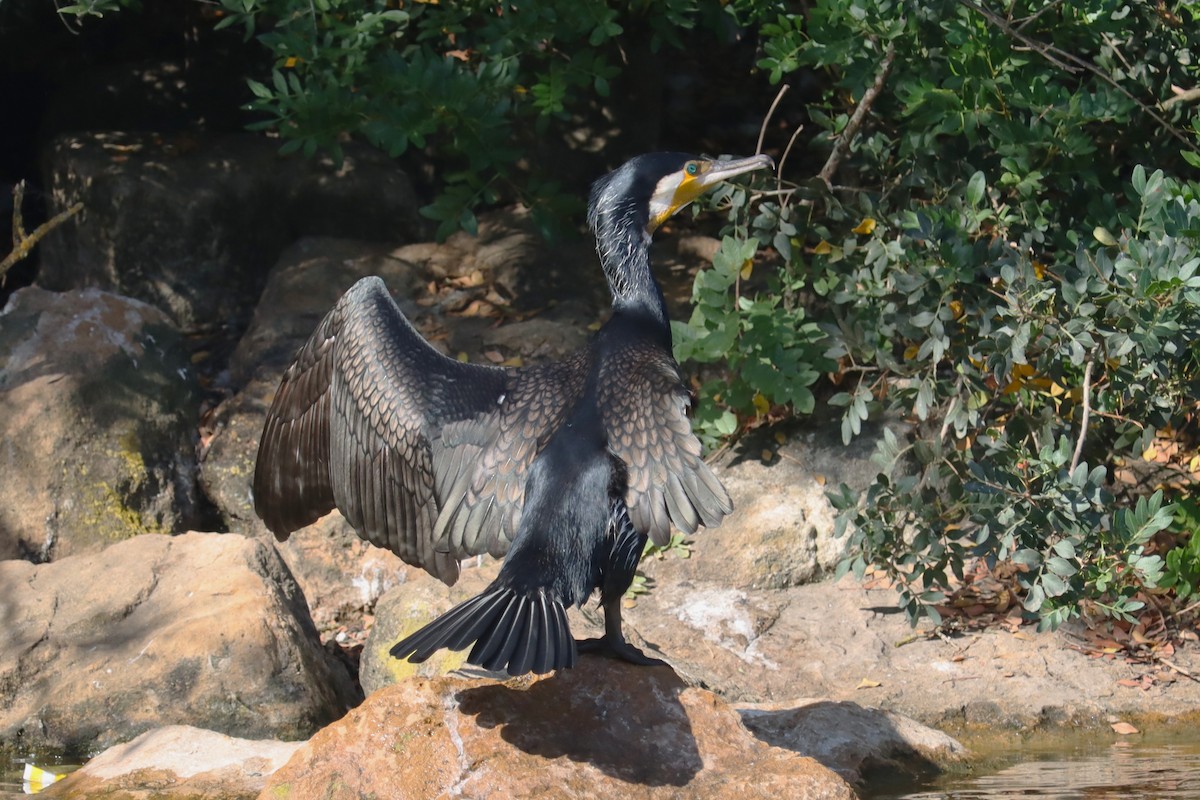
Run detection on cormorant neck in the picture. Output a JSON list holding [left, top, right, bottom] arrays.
[[594, 219, 670, 329]]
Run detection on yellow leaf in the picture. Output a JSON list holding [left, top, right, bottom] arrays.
[[856, 678, 883, 690], [949, 300, 964, 320], [903, 344, 920, 360], [814, 474, 827, 486], [813, 240, 833, 255], [774, 431, 787, 445], [740, 259, 753, 280], [752, 392, 770, 416], [852, 218, 876, 235], [1093, 226, 1118, 246], [761, 449, 774, 462], [1049, 381, 1067, 397], [456, 352, 470, 363], [1032, 260, 1046, 279], [1143, 446, 1158, 461], [501, 356, 524, 368], [284, 56, 299, 69]]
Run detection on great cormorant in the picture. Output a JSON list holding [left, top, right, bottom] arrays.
[[253, 152, 774, 676]]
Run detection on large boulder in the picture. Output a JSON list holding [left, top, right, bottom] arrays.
[[0, 287, 204, 561], [0, 532, 359, 751], [262, 658, 856, 800], [41, 726, 304, 800], [38, 132, 422, 328]]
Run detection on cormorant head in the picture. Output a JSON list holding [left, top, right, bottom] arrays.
[[588, 152, 775, 239]]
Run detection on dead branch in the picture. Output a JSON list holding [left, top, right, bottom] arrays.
[[1, 181, 82, 283], [1069, 359, 1094, 474], [819, 41, 896, 189]]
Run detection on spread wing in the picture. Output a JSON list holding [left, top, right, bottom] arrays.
[[253, 276, 586, 585], [597, 342, 733, 546]]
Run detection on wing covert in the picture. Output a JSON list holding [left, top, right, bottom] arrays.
[[598, 343, 733, 546], [253, 276, 585, 584]]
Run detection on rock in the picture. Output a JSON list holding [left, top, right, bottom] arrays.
[[261, 659, 856, 800], [38, 132, 422, 328], [0, 287, 204, 561], [0, 532, 359, 751], [646, 416, 905, 594], [621, 569, 1200, 732], [739, 700, 968, 787], [358, 559, 502, 694], [223, 237, 431, 391], [41, 725, 303, 800], [673, 459, 842, 591]]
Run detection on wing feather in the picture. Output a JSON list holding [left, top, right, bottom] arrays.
[[599, 342, 733, 546], [253, 276, 586, 585]]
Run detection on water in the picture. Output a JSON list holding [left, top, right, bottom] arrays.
[[867, 740, 1200, 800], [0, 746, 84, 795], [3, 738, 1199, 796]]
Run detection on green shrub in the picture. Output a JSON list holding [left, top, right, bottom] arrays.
[[677, 1, 1200, 628]]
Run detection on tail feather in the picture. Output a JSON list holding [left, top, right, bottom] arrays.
[[390, 586, 576, 676], [473, 595, 529, 672]]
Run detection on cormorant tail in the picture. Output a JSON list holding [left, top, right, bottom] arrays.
[[389, 586, 576, 676]]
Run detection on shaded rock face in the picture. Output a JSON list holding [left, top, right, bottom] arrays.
[[263, 658, 856, 800], [0, 532, 359, 751], [39, 132, 422, 328], [42, 725, 303, 800], [0, 287, 204, 561], [739, 699, 968, 787]]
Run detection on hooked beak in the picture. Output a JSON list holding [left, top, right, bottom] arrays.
[[649, 153, 776, 232], [694, 153, 776, 189]]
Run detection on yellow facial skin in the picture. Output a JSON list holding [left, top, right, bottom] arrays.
[[647, 154, 774, 232]]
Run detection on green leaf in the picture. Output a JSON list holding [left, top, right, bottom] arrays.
[[966, 170, 986, 205]]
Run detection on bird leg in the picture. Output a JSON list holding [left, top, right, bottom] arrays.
[[577, 595, 667, 667]]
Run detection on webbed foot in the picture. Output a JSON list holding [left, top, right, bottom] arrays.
[[577, 634, 667, 666]]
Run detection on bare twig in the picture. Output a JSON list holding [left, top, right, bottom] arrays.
[[1014, 0, 1066, 32], [1163, 86, 1200, 111], [819, 41, 896, 188], [1166, 597, 1200, 620], [1156, 656, 1200, 684], [1069, 359, 1094, 474], [776, 124, 805, 196], [1, 181, 83, 283], [756, 83, 790, 158]]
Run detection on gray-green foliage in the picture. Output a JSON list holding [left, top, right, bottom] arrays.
[[677, 1, 1200, 627]]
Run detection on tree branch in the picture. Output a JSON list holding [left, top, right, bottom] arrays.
[[819, 41, 897, 189], [1069, 359, 1094, 474], [1, 181, 82, 283]]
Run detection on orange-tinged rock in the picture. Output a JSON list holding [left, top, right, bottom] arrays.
[[262, 658, 855, 800]]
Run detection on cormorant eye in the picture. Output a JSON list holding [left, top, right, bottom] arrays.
[[685, 162, 700, 177]]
